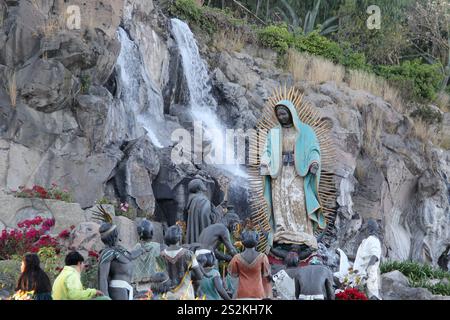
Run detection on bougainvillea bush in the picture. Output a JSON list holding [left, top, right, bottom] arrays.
[[0, 216, 71, 260], [12, 184, 73, 202], [335, 288, 368, 300]]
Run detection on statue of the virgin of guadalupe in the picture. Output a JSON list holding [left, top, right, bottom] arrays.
[[260, 99, 326, 252]]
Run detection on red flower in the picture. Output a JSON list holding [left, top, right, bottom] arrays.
[[25, 228, 39, 239], [58, 229, 70, 239], [88, 250, 99, 259], [30, 216, 43, 226], [42, 218, 55, 229], [336, 288, 368, 300], [30, 246, 40, 253], [32, 185, 48, 199]]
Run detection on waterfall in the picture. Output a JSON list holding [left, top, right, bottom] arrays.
[[116, 27, 163, 148], [170, 18, 247, 178]]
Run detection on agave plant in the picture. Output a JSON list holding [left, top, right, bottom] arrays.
[[269, 0, 338, 35], [303, 0, 338, 35]]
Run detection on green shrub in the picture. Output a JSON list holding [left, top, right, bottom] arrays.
[[414, 280, 450, 296], [381, 260, 450, 295], [257, 25, 294, 54], [338, 42, 370, 71], [0, 260, 21, 294], [293, 31, 343, 63], [375, 60, 444, 101], [37, 246, 64, 283], [381, 260, 450, 281], [169, 0, 216, 34]]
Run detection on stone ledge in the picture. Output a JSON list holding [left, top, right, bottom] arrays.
[[0, 193, 88, 233]]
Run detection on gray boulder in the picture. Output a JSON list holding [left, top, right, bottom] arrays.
[[17, 59, 80, 113], [380, 270, 450, 300]]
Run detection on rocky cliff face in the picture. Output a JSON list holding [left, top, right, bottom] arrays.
[[0, 0, 449, 268]]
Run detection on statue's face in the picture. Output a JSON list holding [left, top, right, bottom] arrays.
[[276, 106, 292, 126]]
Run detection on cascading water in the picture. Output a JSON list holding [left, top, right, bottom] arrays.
[[116, 27, 163, 148], [170, 18, 247, 178]]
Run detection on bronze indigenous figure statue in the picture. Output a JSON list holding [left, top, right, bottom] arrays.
[[197, 251, 231, 300], [132, 219, 167, 294], [97, 221, 145, 300], [160, 225, 203, 299], [353, 219, 382, 300], [284, 252, 335, 300], [195, 212, 240, 262], [228, 230, 272, 299], [185, 179, 217, 244]]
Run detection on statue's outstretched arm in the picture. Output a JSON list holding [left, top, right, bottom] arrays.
[[214, 248, 233, 262], [221, 231, 238, 256], [127, 245, 145, 260]]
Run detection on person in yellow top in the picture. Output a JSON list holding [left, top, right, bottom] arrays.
[[52, 251, 108, 300]]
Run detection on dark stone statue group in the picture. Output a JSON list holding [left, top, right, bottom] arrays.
[[96, 178, 381, 300]]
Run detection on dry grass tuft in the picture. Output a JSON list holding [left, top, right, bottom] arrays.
[[286, 51, 404, 113], [286, 50, 345, 84], [347, 69, 404, 113], [436, 92, 450, 112], [412, 119, 431, 143], [40, 18, 61, 38], [212, 28, 245, 53]]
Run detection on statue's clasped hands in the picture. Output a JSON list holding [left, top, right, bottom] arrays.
[[309, 163, 319, 175]]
